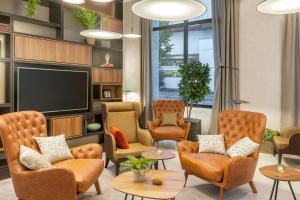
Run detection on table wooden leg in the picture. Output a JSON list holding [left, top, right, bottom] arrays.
[[288, 181, 297, 200], [274, 180, 279, 200], [162, 160, 166, 170], [124, 194, 128, 200], [269, 180, 276, 200], [131, 195, 134, 200], [154, 161, 159, 170]]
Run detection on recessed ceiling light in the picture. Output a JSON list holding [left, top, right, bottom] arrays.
[[92, 0, 114, 2], [63, 0, 85, 4], [257, 0, 300, 14], [123, 33, 142, 38], [80, 30, 123, 40], [132, 0, 207, 21]]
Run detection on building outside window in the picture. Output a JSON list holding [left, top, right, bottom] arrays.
[[151, 0, 214, 107]]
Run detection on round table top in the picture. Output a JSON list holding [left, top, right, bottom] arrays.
[[260, 165, 300, 181], [112, 170, 185, 199], [141, 149, 176, 160]]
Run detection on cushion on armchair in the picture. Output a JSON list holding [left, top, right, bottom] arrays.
[[110, 127, 129, 149], [197, 134, 227, 155], [19, 145, 52, 170], [227, 137, 259, 157], [160, 112, 178, 126]]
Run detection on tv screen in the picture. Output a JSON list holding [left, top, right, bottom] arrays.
[[18, 67, 89, 113]]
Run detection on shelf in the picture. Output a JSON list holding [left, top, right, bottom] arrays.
[[0, 103, 11, 108], [0, 58, 11, 62], [13, 15, 62, 29], [101, 98, 122, 101], [92, 45, 122, 53], [92, 66, 123, 69], [92, 99, 102, 102]]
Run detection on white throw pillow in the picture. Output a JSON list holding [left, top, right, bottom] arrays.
[[34, 134, 73, 163], [19, 145, 51, 170], [197, 134, 227, 155], [227, 137, 259, 158]]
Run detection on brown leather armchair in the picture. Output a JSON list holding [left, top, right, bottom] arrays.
[[0, 111, 104, 200], [102, 102, 154, 176], [148, 99, 190, 143], [178, 110, 266, 200], [273, 126, 300, 164]]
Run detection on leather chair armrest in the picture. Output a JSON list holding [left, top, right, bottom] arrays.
[[137, 127, 154, 146], [178, 140, 199, 155], [104, 132, 117, 162], [12, 168, 76, 200], [178, 121, 191, 139], [147, 119, 161, 132], [70, 143, 103, 159], [282, 127, 300, 138], [223, 156, 257, 189]]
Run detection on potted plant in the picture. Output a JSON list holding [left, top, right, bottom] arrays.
[[74, 8, 101, 45], [25, 0, 41, 17], [178, 60, 211, 141], [120, 156, 156, 182], [261, 128, 281, 154]]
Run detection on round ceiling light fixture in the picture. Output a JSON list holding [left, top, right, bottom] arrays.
[[63, 0, 85, 4], [132, 0, 207, 21], [80, 29, 123, 40], [123, 33, 142, 38], [257, 0, 300, 14]]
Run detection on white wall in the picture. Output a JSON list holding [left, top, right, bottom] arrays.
[[239, 0, 284, 131], [123, 1, 141, 102]]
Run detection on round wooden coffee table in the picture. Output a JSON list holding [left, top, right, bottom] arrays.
[[112, 170, 185, 200], [142, 149, 176, 170], [260, 165, 300, 200]]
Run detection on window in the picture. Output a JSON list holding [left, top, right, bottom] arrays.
[[151, 0, 214, 107]]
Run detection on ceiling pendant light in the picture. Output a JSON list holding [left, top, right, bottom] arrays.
[[63, 0, 85, 4], [132, 0, 207, 21], [124, 0, 141, 39], [257, 0, 300, 14]]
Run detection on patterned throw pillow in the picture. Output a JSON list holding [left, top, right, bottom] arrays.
[[160, 112, 178, 126], [227, 137, 259, 158], [34, 134, 74, 163], [19, 145, 51, 170], [197, 134, 227, 155]]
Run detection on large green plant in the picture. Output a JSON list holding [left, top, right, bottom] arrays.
[[25, 0, 41, 17], [120, 156, 156, 171], [178, 60, 211, 120], [264, 128, 280, 142], [74, 8, 101, 30]]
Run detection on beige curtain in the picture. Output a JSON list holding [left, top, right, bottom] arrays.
[[281, 14, 300, 129], [209, 0, 240, 133], [140, 18, 153, 128]]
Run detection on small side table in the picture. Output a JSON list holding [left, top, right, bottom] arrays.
[[260, 165, 300, 200], [142, 149, 176, 170]]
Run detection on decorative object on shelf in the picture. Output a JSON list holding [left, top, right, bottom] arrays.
[[75, 8, 101, 45], [63, 0, 85, 4], [25, 0, 41, 17], [87, 123, 101, 132], [132, 0, 207, 21], [101, 52, 114, 67], [178, 60, 210, 120], [124, 0, 141, 38], [257, 0, 300, 15], [123, 88, 132, 102], [120, 156, 155, 182], [103, 89, 112, 98], [0, 35, 5, 58], [0, 63, 6, 104], [0, 23, 10, 31]]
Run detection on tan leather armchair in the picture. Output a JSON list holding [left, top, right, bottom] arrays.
[[148, 99, 190, 143], [273, 126, 300, 164], [178, 110, 266, 200], [0, 111, 104, 200], [102, 102, 154, 175]]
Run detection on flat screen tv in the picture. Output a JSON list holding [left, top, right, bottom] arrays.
[[17, 67, 89, 113]]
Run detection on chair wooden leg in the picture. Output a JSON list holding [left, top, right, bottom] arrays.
[[105, 157, 110, 168], [184, 172, 189, 187], [95, 180, 101, 195], [116, 163, 120, 176], [249, 181, 258, 193], [220, 188, 224, 200]]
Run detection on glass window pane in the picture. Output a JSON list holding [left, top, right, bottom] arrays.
[[152, 27, 184, 100], [153, 20, 185, 28], [188, 24, 214, 106]]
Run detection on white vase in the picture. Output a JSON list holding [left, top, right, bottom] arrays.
[[132, 169, 148, 182], [86, 37, 96, 45]]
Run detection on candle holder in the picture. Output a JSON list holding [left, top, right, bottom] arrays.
[[276, 164, 286, 173]]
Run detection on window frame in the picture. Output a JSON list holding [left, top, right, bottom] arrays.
[[152, 18, 214, 108]]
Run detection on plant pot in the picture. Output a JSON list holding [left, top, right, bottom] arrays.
[[186, 118, 201, 142], [132, 169, 148, 182], [86, 37, 96, 45], [260, 141, 274, 154]]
